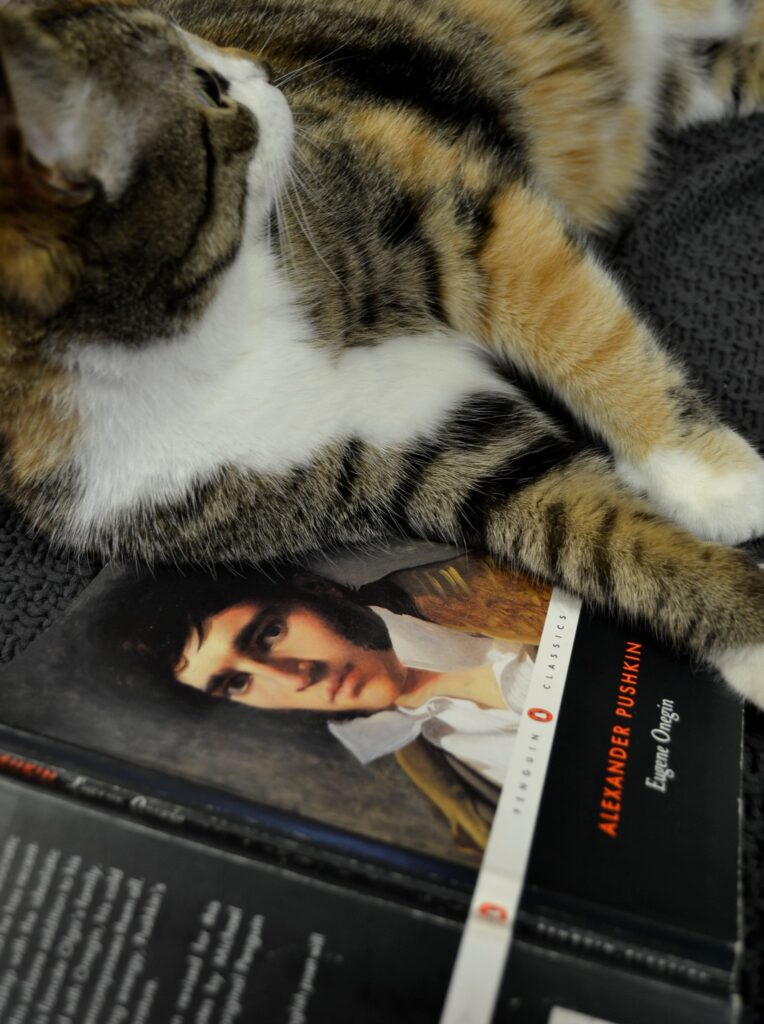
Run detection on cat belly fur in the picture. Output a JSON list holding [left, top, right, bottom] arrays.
[[65, 243, 513, 538]]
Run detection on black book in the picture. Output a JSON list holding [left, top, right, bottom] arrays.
[[0, 543, 744, 1023]]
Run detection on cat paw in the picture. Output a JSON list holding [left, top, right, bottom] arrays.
[[616, 433, 764, 544], [710, 644, 764, 711]]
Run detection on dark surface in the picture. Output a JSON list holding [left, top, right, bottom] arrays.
[[607, 116, 764, 1023], [1, 114, 763, 1018]]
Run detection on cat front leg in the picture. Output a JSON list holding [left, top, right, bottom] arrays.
[[454, 182, 764, 543]]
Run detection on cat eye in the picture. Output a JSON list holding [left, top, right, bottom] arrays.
[[194, 67, 228, 109]]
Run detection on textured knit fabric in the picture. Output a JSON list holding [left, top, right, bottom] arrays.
[[607, 115, 764, 1022], [1, 113, 763, 1017]]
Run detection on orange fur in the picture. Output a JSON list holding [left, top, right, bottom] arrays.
[[0, 357, 77, 485], [0, 57, 88, 317], [453, 0, 652, 230], [349, 106, 491, 194], [474, 184, 687, 459], [0, 222, 83, 318], [748, 0, 764, 37]]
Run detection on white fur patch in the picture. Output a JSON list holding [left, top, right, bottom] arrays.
[[711, 643, 764, 710], [66, 245, 512, 535], [660, 0, 744, 40], [680, 80, 733, 126], [617, 442, 764, 544], [625, 0, 742, 120], [626, 1, 672, 112]]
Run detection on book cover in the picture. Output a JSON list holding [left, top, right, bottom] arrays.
[[0, 542, 745, 1023]]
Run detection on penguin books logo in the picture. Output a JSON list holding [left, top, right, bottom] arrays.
[[478, 902, 509, 925]]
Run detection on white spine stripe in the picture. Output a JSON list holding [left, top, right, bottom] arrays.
[[439, 590, 582, 1024]]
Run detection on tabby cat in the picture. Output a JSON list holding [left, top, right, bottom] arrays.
[[1, 0, 764, 705]]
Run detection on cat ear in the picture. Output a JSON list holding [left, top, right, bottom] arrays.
[[0, 10, 101, 316], [0, 61, 95, 211], [0, 8, 129, 202]]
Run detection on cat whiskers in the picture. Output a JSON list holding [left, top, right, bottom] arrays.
[[290, 134, 331, 195], [264, 108, 343, 290], [273, 191, 296, 270], [254, 23, 280, 60], [273, 47, 350, 89], [284, 166, 348, 292], [291, 122, 331, 162]]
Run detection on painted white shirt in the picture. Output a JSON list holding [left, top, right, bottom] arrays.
[[329, 607, 534, 788]]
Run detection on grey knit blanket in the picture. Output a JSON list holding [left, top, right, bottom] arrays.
[[1, 113, 763, 1019]]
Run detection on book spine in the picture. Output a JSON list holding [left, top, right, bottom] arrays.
[[0, 744, 232, 837], [0, 742, 469, 917], [501, 937, 737, 1024], [514, 908, 734, 997], [0, 745, 737, 1010]]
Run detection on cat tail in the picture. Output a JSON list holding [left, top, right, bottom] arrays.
[[419, 448, 764, 706]]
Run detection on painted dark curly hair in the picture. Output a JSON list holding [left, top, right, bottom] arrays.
[[86, 561, 423, 707]]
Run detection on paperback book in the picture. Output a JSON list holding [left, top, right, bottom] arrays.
[[0, 542, 745, 1023]]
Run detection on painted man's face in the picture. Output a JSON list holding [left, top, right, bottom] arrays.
[[174, 600, 408, 712]]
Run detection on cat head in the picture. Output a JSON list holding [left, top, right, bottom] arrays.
[[0, 0, 293, 342]]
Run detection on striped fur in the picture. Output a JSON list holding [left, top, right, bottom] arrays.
[[1, 0, 764, 705]]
